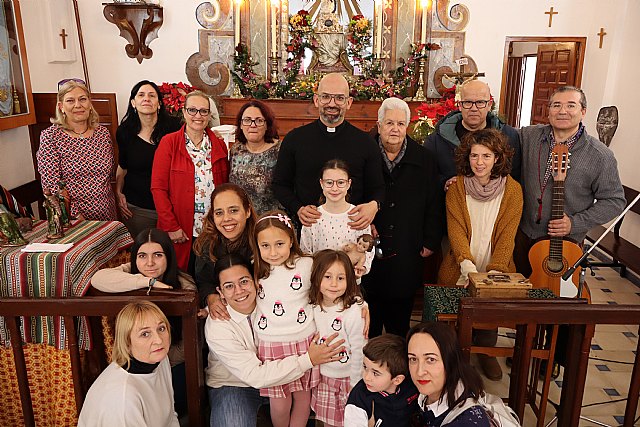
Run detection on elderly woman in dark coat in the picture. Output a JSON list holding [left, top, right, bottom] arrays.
[[362, 97, 444, 339]]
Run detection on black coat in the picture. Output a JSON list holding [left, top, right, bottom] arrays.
[[363, 133, 445, 299]]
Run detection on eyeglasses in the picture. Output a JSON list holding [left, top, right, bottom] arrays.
[[185, 107, 211, 116], [220, 277, 254, 293], [241, 117, 266, 127], [548, 102, 581, 111], [58, 78, 86, 91], [459, 100, 490, 109], [317, 93, 349, 106], [321, 179, 349, 188]]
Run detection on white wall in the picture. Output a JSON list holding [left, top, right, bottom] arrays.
[[2, 0, 639, 244]]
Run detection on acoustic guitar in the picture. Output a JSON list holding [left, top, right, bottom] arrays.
[[528, 144, 583, 297]]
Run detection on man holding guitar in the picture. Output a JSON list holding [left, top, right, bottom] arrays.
[[515, 86, 625, 291]]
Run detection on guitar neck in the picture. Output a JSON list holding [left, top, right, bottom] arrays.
[[549, 180, 565, 260]]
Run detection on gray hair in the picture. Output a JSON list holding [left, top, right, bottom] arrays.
[[377, 98, 411, 123], [551, 86, 587, 109]]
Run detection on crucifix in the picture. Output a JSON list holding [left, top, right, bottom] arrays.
[[597, 27, 607, 49], [59, 28, 68, 49], [545, 7, 558, 28]]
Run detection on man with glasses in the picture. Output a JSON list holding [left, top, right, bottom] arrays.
[[273, 73, 384, 230], [424, 80, 521, 189], [515, 86, 625, 277]]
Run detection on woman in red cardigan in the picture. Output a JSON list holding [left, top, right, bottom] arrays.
[[151, 91, 229, 272]]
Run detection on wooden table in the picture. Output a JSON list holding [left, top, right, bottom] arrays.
[[0, 220, 132, 427]]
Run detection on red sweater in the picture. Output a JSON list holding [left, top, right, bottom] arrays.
[[151, 126, 229, 270]]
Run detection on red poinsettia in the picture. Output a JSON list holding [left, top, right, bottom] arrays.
[[159, 82, 196, 114], [410, 85, 458, 141]]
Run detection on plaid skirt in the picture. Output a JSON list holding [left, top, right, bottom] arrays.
[[257, 333, 320, 399], [311, 375, 351, 427]]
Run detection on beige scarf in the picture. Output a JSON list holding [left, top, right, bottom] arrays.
[[463, 175, 506, 202]]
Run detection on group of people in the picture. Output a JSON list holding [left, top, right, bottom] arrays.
[[34, 71, 626, 427]]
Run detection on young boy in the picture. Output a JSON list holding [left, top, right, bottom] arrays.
[[344, 334, 419, 426]]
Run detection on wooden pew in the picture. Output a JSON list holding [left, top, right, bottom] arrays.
[[0, 290, 205, 427], [586, 185, 640, 277], [456, 298, 640, 427]]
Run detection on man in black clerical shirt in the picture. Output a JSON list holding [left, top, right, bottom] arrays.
[[272, 73, 384, 229]]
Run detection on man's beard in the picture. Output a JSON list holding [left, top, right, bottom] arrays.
[[320, 107, 344, 125]]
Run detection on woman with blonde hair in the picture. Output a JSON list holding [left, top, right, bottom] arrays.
[[78, 301, 178, 426], [37, 78, 117, 220], [151, 90, 229, 273]]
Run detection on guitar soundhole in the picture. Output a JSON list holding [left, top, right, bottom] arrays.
[[547, 259, 564, 273]]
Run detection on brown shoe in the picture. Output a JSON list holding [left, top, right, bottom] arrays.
[[478, 354, 503, 381]]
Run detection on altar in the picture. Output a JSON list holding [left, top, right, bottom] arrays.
[[219, 97, 426, 136]]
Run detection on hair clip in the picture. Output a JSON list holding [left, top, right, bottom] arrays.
[[257, 213, 292, 229]]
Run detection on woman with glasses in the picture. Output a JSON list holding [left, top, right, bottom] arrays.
[[204, 252, 342, 427], [115, 80, 182, 237], [151, 90, 229, 274], [438, 128, 522, 382], [229, 100, 283, 215], [37, 79, 117, 220]]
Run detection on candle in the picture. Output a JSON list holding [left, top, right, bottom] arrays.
[[271, 1, 278, 55], [375, 0, 383, 56], [235, 0, 241, 47], [420, 0, 429, 44]]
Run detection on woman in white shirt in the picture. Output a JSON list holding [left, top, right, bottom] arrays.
[[205, 253, 343, 427], [78, 301, 178, 427]]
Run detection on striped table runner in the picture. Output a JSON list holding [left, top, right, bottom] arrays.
[[0, 220, 133, 349]]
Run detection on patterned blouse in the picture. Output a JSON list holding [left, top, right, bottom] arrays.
[[37, 124, 117, 221], [185, 132, 213, 236], [229, 141, 283, 215]]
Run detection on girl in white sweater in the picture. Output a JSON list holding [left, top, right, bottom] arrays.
[[251, 211, 317, 427], [299, 159, 373, 277], [309, 249, 365, 427]]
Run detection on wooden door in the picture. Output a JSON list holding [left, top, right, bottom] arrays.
[[530, 43, 577, 124]]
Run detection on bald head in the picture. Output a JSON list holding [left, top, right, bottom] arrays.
[[458, 80, 494, 131], [315, 73, 353, 127], [318, 73, 350, 94]]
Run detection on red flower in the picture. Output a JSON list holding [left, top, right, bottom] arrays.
[[297, 10, 309, 16]]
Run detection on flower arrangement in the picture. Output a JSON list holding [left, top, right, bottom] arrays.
[[159, 82, 196, 114], [347, 15, 372, 68], [231, 43, 260, 97], [281, 10, 315, 96], [409, 85, 457, 142], [391, 42, 440, 99]]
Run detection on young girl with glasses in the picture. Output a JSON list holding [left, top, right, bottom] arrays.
[[300, 159, 374, 277]]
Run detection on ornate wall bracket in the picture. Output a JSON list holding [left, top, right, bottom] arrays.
[[102, 3, 163, 64]]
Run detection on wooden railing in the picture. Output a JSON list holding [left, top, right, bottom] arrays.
[[0, 289, 205, 427], [456, 298, 640, 427]]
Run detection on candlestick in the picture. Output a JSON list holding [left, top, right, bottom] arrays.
[[271, 1, 278, 55], [235, 0, 241, 46], [375, 0, 383, 56], [420, 0, 428, 44]]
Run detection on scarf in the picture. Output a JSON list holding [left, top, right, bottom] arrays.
[[463, 175, 506, 202]]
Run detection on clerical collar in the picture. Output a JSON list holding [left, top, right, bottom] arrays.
[[317, 119, 347, 136], [124, 356, 160, 374]]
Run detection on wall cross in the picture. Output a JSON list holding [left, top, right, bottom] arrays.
[[545, 7, 558, 28]]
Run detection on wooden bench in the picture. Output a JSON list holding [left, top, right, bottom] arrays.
[[0, 290, 205, 427], [585, 185, 640, 277]]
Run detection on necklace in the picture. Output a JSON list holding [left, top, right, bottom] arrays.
[[69, 126, 89, 139]]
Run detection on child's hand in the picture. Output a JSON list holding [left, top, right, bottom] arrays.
[[308, 332, 344, 366], [207, 293, 231, 320], [354, 266, 365, 278]]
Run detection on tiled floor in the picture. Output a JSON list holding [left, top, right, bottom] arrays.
[[411, 258, 640, 427]]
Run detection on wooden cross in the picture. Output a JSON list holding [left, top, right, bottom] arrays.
[[545, 7, 558, 28], [597, 27, 607, 49], [59, 28, 68, 49]]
